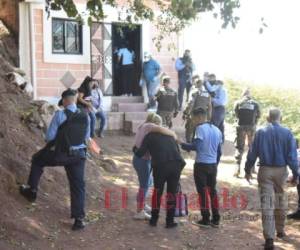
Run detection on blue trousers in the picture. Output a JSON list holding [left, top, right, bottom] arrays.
[[28, 149, 86, 219], [211, 105, 226, 141], [178, 78, 192, 109], [95, 110, 106, 134], [132, 155, 153, 209]]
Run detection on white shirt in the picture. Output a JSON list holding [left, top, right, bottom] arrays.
[[118, 48, 134, 65]]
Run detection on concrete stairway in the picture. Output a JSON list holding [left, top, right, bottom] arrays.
[[106, 96, 147, 134]]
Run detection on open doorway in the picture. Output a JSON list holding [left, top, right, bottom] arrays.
[[112, 23, 142, 96]]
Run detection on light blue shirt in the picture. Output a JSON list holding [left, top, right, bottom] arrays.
[[175, 58, 185, 71], [204, 81, 228, 107], [181, 123, 222, 164], [118, 48, 134, 65], [46, 103, 90, 149], [143, 59, 161, 82]]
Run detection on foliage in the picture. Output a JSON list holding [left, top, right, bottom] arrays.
[[226, 79, 300, 138], [45, 0, 241, 49]]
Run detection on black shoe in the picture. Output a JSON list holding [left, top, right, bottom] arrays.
[[192, 219, 211, 228], [166, 222, 178, 229], [72, 218, 85, 231], [149, 218, 157, 227], [19, 185, 37, 202], [287, 211, 300, 220], [264, 239, 274, 250], [211, 219, 220, 228]]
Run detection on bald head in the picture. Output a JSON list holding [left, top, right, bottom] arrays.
[[267, 108, 281, 123]]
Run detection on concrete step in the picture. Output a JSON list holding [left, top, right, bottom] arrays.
[[124, 112, 148, 121], [113, 103, 147, 112], [124, 120, 144, 135], [106, 112, 124, 130], [111, 96, 144, 104]]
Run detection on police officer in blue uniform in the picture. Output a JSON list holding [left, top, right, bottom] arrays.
[[19, 89, 90, 231]]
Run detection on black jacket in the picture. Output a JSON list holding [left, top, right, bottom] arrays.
[[134, 132, 185, 168]]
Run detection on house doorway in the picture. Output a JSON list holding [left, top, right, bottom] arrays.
[[112, 23, 142, 96]]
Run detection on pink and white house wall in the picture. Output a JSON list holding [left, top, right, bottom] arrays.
[[18, 0, 183, 113]]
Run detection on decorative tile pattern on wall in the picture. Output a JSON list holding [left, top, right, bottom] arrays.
[[91, 22, 112, 96], [60, 71, 76, 88]]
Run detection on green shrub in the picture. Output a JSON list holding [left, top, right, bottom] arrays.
[[225, 79, 300, 138]]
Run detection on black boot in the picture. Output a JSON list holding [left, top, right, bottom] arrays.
[[149, 218, 158, 227], [166, 221, 178, 229], [72, 218, 85, 231], [19, 185, 37, 202], [264, 239, 274, 250]]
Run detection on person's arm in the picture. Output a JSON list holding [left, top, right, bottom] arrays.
[[175, 58, 185, 71], [148, 125, 177, 139], [134, 134, 150, 158], [204, 81, 220, 93], [156, 61, 161, 76], [78, 92, 92, 108], [98, 89, 104, 111], [117, 49, 122, 64], [207, 97, 212, 120], [155, 90, 162, 101], [245, 131, 260, 174], [234, 101, 239, 118], [217, 142, 222, 165], [85, 114, 91, 141], [181, 139, 200, 152], [46, 111, 62, 142], [287, 132, 299, 178], [256, 102, 261, 123]]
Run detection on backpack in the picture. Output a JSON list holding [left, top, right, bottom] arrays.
[[175, 183, 188, 217], [54, 109, 89, 154], [237, 99, 257, 126]]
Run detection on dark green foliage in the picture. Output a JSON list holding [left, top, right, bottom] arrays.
[[45, 0, 242, 49]]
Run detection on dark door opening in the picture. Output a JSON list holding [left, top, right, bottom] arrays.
[[112, 23, 142, 96]]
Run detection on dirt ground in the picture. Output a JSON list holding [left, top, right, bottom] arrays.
[[0, 132, 299, 250]]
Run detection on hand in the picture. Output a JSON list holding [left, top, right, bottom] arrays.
[[245, 173, 252, 184]]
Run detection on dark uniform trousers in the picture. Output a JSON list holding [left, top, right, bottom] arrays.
[[235, 125, 256, 165], [157, 111, 173, 128], [194, 163, 220, 221], [211, 106, 225, 141], [28, 148, 86, 219], [121, 64, 134, 95], [151, 161, 183, 224]]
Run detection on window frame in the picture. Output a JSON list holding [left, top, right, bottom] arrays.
[[52, 17, 83, 55]]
